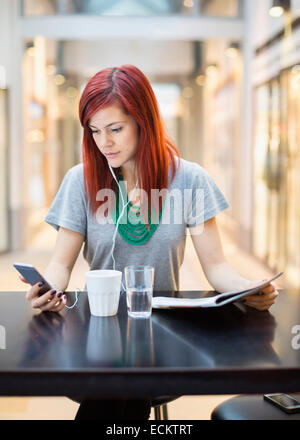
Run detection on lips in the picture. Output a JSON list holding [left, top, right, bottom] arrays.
[[105, 152, 119, 158]]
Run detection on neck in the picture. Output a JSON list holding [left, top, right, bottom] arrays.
[[120, 164, 137, 186]]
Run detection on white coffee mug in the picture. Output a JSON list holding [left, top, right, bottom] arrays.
[[85, 270, 122, 317]]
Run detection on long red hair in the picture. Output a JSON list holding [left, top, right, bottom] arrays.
[[79, 64, 180, 227]]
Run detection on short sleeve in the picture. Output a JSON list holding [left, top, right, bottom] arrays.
[[44, 164, 87, 236], [186, 163, 229, 227]]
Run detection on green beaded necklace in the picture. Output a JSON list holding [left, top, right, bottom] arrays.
[[110, 169, 163, 245]]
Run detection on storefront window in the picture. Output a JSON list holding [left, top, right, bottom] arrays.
[[267, 79, 282, 271], [253, 84, 270, 262], [283, 67, 300, 286], [0, 88, 9, 253], [199, 0, 241, 18], [22, 0, 57, 16], [253, 67, 300, 287], [21, 0, 242, 17], [22, 0, 189, 16], [23, 37, 81, 245], [212, 80, 238, 220], [152, 82, 181, 145]]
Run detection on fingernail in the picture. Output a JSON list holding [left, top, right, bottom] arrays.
[[38, 282, 44, 287], [50, 290, 57, 296], [57, 291, 63, 298], [63, 294, 67, 300]]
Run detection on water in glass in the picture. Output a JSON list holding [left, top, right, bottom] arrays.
[[126, 286, 152, 318]]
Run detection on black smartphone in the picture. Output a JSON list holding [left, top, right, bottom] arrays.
[[264, 393, 300, 414], [13, 262, 53, 296]]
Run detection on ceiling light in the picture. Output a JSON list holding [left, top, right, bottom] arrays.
[[269, 0, 290, 17], [205, 64, 219, 76], [226, 42, 240, 58], [195, 74, 206, 86], [182, 86, 194, 99], [183, 0, 194, 8], [54, 74, 66, 86], [66, 87, 78, 98], [27, 47, 36, 57], [47, 64, 56, 75]]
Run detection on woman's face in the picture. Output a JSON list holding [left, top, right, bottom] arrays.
[[88, 101, 139, 173]]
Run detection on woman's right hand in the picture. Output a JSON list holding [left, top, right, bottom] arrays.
[[19, 275, 67, 313]]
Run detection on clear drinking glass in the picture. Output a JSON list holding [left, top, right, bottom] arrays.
[[124, 266, 154, 319]]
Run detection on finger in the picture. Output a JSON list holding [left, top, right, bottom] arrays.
[[245, 297, 277, 308], [31, 289, 57, 309], [244, 291, 278, 304], [246, 301, 276, 310], [243, 282, 274, 298], [245, 297, 276, 309], [262, 281, 277, 290], [259, 284, 276, 294], [26, 282, 48, 301], [42, 292, 66, 313], [259, 286, 273, 294], [49, 297, 66, 313], [250, 290, 279, 300], [250, 302, 275, 311], [245, 292, 278, 303], [38, 293, 62, 312], [19, 275, 30, 284]]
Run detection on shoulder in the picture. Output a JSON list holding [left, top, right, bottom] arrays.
[[60, 163, 86, 202], [178, 158, 205, 174], [66, 163, 84, 179], [172, 157, 210, 186], [64, 163, 84, 187]]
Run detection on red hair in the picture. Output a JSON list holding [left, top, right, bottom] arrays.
[[79, 64, 180, 227]]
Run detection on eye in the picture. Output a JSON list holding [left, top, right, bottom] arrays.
[[91, 129, 100, 135], [111, 127, 122, 134]]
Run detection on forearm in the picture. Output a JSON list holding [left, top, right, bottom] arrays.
[[204, 261, 254, 293], [43, 261, 71, 292]]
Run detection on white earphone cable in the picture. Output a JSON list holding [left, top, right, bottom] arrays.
[[62, 165, 138, 308], [64, 287, 80, 309], [109, 165, 138, 292]]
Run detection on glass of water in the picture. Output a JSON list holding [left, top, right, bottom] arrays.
[[124, 266, 154, 319]]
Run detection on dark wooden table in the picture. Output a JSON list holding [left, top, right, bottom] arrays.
[[0, 289, 300, 398]]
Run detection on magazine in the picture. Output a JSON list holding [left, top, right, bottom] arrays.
[[152, 272, 283, 309]]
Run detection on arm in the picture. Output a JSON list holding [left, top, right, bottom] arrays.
[[23, 227, 85, 312], [189, 217, 278, 310], [44, 227, 85, 292]]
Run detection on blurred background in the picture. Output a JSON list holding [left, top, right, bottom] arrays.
[[0, 0, 299, 419]]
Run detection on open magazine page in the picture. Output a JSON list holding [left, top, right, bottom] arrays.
[[152, 272, 283, 309]]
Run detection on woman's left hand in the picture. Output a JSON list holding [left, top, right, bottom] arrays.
[[243, 281, 279, 311]]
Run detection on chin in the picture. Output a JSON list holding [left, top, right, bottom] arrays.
[[108, 160, 122, 169], [105, 156, 121, 167]]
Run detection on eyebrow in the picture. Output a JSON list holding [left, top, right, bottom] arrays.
[[88, 121, 125, 130]]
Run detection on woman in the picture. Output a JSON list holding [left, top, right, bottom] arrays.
[[20, 65, 278, 420]]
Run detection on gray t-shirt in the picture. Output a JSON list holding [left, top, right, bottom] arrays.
[[44, 157, 229, 291]]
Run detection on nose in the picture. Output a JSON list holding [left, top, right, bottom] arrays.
[[101, 131, 113, 149]]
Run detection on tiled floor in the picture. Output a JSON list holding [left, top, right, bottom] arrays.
[[0, 220, 289, 420]]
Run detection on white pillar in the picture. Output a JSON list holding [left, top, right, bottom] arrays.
[[240, 0, 255, 251], [0, 0, 25, 250]]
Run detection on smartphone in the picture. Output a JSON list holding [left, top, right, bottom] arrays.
[[13, 262, 53, 296], [264, 393, 300, 414]]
